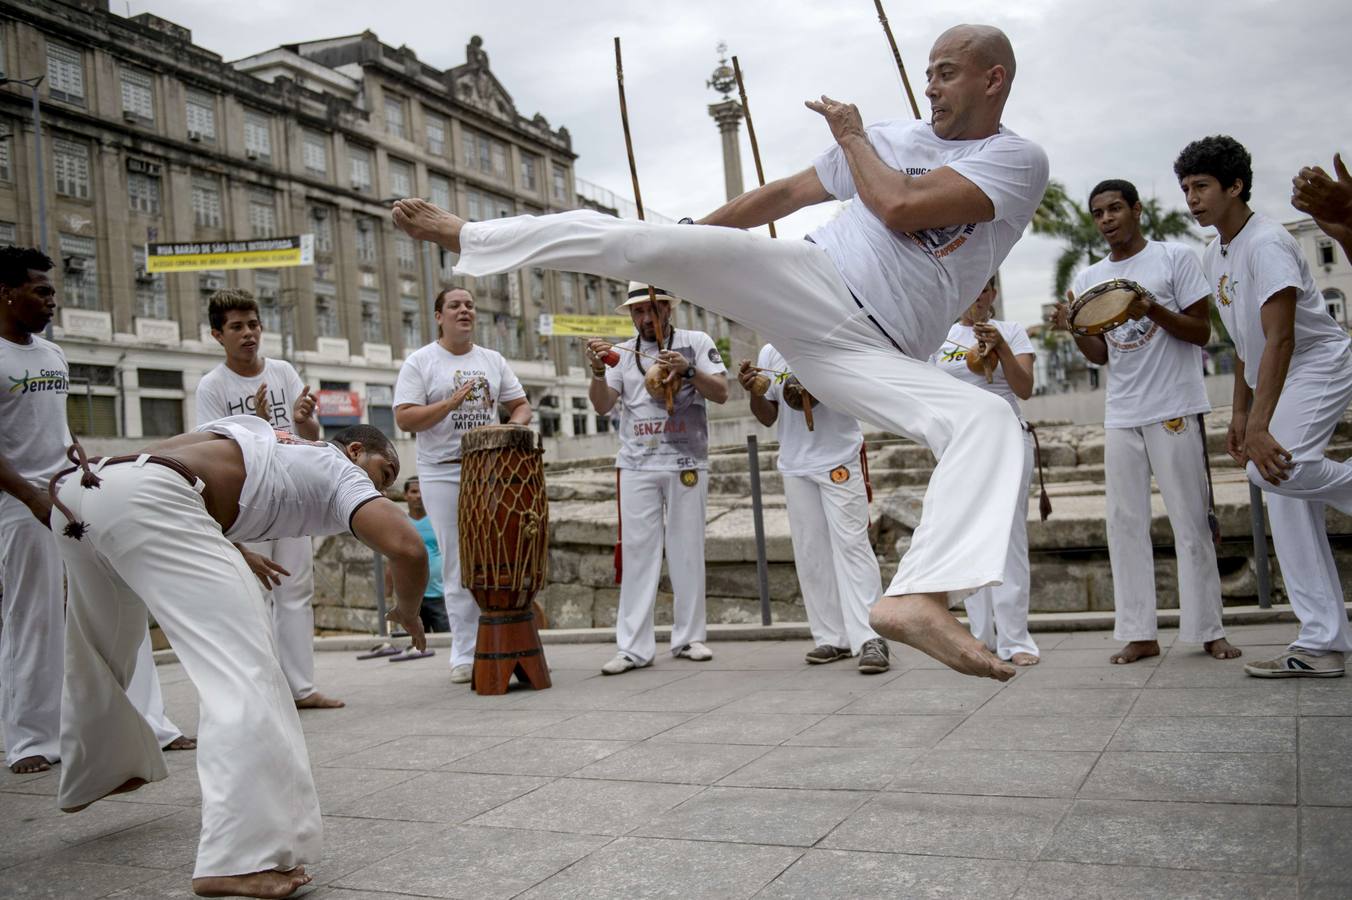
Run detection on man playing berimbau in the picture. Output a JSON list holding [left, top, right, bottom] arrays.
[[393, 24, 1048, 681]]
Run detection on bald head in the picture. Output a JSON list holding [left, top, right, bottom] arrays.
[[933, 24, 1016, 87], [925, 24, 1015, 140]]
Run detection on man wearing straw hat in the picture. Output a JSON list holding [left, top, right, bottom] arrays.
[[583, 283, 727, 675], [394, 24, 1046, 681]]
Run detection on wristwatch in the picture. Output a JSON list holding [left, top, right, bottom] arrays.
[[683, 364, 696, 380]]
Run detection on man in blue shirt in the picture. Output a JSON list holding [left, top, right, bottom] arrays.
[[385, 476, 449, 632]]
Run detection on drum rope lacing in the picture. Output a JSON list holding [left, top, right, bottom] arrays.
[[458, 440, 549, 598]]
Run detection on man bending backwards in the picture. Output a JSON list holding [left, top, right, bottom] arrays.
[[394, 24, 1048, 681]]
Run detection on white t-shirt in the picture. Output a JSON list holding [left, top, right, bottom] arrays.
[[196, 415, 383, 543], [1071, 241, 1213, 428], [811, 119, 1049, 360], [929, 320, 1034, 418], [1204, 213, 1351, 389], [394, 342, 526, 482], [606, 328, 726, 471], [195, 357, 306, 433], [0, 335, 72, 486], [758, 344, 863, 477]]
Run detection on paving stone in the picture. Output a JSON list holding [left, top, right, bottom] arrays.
[[1299, 682, 1352, 716], [322, 735, 510, 771], [0, 793, 183, 871], [785, 714, 962, 749], [305, 816, 451, 886], [1300, 753, 1352, 806], [758, 849, 1027, 899], [887, 749, 1098, 799], [1041, 799, 1296, 874], [1014, 861, 1296, 899], [717, 689, 861, 715], [571, 741, 769, 784], [632, 786, 869, 846], [306, 732, 402, 766], [937, 715, 1123, 752], [527, 710, 695, 741], [333, 825, 609, 898], [309, 765, 422, 809], [442, 737, 631, 776], [1108, 716, 1296, 752], [326, 771, 549, 822], [1004, 664, 1154, 690], [516, 836, 802, 899], [979, 688, 1139, 717], [719, 746, 921, 791], [0, 858, 164, 899], [1079, 751, 1297, 804], [64, 807, 201, 870], [822, 792, 1069, 860], [1130, 687, 1294, 717], [1039, 648, 1162, 668], [648, 712, 824, 745], [1302, 807, 1352, 882], [839, 687, 999, 715], [467, 777, 703, 836], [101, 867, 202, 898]]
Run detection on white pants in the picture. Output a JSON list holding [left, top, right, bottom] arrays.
[[783, 460, 881, 653], [53, 461, 320, 878], [964, 431, 1039, 659], [1, 493, 181, 765], [1249, 347, 1352, 653], [617, 468, 708, 665], [419, 479, 480, 668], [242, 536, 317, 700], [457, 211, 1024, 599], [1106, 416, 1226, 645]]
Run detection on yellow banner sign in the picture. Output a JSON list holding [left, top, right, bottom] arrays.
[[538, 314, 634, 337], [146, 236, 314, 273]]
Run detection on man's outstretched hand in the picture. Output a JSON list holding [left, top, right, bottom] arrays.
[[806, 95, 867, 144], [1293, 153, 1352, 248]]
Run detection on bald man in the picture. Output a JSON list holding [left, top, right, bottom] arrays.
[[394, 24, 1049, 682]]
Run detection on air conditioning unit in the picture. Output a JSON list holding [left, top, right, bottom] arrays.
[[123, 111, 139, 123], [246, 149, 260, 161], [64, 256, 88, 273], [134, 266, 155, 284], [187, 130, 204, 143]]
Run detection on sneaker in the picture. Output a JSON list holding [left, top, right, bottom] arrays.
[[601, 653, 647, 676], [805, 644, 851, 665], [676, 641, 714, 661], [858, 638, 891, 674], [449, 664, 473, 684], [1244, 649, 1345, 678]]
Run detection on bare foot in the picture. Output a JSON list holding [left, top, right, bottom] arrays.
[[1011, 652, 1040, 667], [9, 755, 51, 775], [192, 867, 311, 899], [1110, 640, 1160, 665], [870, 594, 1017, 682], [295, 691, 345, 709], [61, 777, 148, 812], [165, 736, 197, 751], [392, 198, 464, 253], [1205, 637, 1243, 659]]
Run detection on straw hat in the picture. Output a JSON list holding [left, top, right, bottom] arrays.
[[616, 281, 681, 313]]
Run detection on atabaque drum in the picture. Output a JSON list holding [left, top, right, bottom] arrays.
[[1069, 278, 1147, 336], [458, 424, 551, 694]]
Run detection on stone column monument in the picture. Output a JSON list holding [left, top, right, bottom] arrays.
[[706, 44, 745, 202]]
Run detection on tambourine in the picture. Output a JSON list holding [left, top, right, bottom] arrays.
[[1070, 278, 1147, 336]]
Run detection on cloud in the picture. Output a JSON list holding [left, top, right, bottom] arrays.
[[130, 0, 1352, 328]]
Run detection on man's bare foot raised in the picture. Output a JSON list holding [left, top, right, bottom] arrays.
[[1011, 652, 1040, 667], [9, 755, 51, 774], [295, 691, 345, 709], [870, 594, 1017, 681], [61, 777, 148, 812], [1205, 637, 1242, 659], [193, 867, 311, 899], [1111, 640, 1160, 664], [392, 198, 464, 253]]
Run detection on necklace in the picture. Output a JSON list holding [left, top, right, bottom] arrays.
[[633, 326, 675, 377], [1220, 212, 1255, 258]]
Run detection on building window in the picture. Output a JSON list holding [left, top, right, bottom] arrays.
[[1318, 238, 1337, 268], [132, 246, 168, 319], [128, 171, 161, 215], [466, 188, 513, 222], [140, 397, 184, 437], [59, 233, 98, 309], [389, 157, 413, 198], [551, 163, 568, 203], [584, 277, 600, 315], [243, 110, 272, 162], [255, 270, 282, 332], [191, 175, 223, 228], [559, 273, 575, 312], [314, 282, 340, 337], [310, 207, 333, 254], [395, 233, 417, 269], [360, 288, 384, 342], [401, 297, 422, 348], [0, 222, 15, 247], [302, 130, 328, 176], [53, 138, 91, 199], [1325, 288, 1346, 324], [425, 111, 446, 156], [429, 173, 452, 211], [46, 42, 84, 105], [349, 145, 372, 192], [248, 191, 277, 237], [384, 94, 407, 140], [355, 218, 377, 263], [520, 152, 539, 193], [185, 89, 216, 141], [0, 122, 11, 182], [120, 67, 154, 122], [463, 128, 508, 180], [199, 270, 227, 320], [572, 397, 589, 436]]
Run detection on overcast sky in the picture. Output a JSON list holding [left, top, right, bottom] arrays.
[[127, 0, 1352, 327]]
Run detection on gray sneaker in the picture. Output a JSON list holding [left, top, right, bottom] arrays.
[[805, 645, 851, 665], [449, 664, 473, 684], [858, 638, 890, 674], [1245, 649, 1345, 678]]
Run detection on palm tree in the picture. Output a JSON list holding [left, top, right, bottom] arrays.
[[1139, 197, 1200, 243]]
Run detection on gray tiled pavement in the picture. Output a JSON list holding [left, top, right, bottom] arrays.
[[1, 624, 1349, 899]]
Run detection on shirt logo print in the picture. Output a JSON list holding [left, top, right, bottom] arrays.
[[7, 368, 69, 395], [1217, 274, 1233, 307]]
